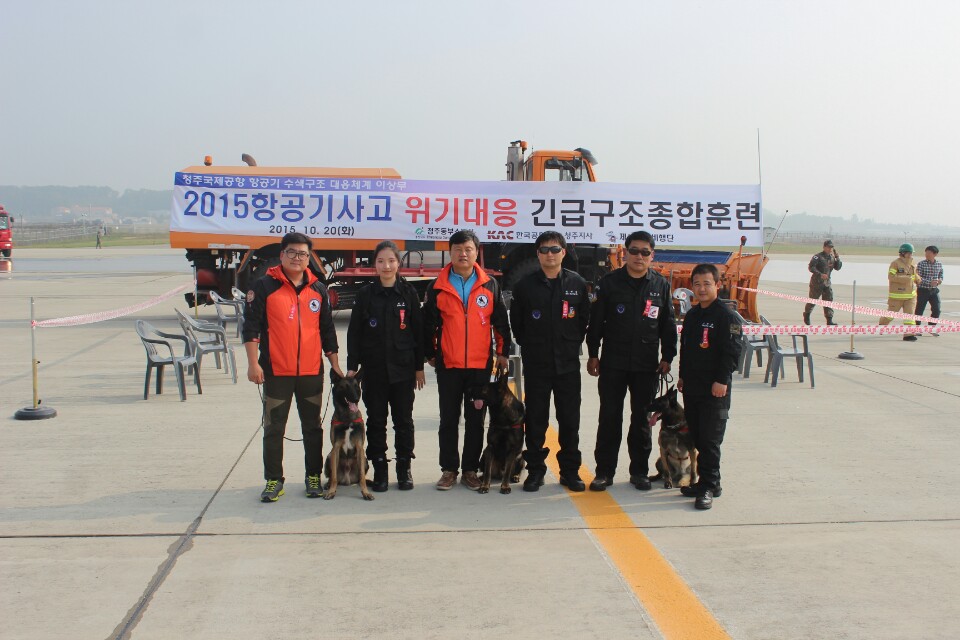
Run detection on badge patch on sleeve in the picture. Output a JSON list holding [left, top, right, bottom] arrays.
[[309, 299, 321, 313], [730, 323, 742, 335]]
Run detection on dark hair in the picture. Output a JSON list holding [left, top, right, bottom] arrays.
[[625, 230, 655, 250], [925, 245, 940, 254], [450, 229, 480, 250], [374, 239, 402, 261], [535, 231, 566, 250], [691, 263, 720, 283], [281, 232, 312, 251]]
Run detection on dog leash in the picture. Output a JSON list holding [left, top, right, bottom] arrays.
[[257, 382, 334, 442], [658, 372, 674, 396]]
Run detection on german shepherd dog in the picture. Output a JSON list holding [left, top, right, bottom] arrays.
[[646, 386, 697, 489], [469, 372, 526, 495], [323, 369, 373, 501]]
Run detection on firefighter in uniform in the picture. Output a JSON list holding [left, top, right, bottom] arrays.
[[509, 231, 591, 492], [423, 230, 512, 491], [677, 263, 743, 510], [803, 239, 842, 325], [346, 240, 425, 492], [586, 230, 677, 492], [879, 243, 921, 341], [243, 232, 342, 502]]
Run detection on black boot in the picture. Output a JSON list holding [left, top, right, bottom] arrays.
[[802, 310, 811, 325], [372, 458, 389, 493], [396, 457, 414, 491]]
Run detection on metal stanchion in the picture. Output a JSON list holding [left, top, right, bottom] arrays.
[[14, 297, 58, 420], [838, 280, 864, 360]]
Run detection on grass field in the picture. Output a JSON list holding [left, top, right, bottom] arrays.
[[22, 233, 169, 249]]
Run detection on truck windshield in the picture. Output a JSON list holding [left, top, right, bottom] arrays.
[[543, 158, 587, 182], [0, 216, 8, 230]]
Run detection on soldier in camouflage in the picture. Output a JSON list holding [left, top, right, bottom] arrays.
[[803, 239, 842, 325]]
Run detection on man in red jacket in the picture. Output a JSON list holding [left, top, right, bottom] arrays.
[[423, 230, 511, 491], [243, 233, 342, 502]]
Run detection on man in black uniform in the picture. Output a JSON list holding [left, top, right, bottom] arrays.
[[803, 239, 842, 325], [586, 231, 677, 492], [678, 263, 743, 510], [510, 231, 591, 492]]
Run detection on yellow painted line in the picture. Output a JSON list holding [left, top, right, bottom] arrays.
[[543, 426, 730, 640]]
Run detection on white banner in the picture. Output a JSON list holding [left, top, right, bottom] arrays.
[[170, 173, 762, 246]]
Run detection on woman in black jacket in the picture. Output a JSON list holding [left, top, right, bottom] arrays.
[[346, 240, 425, 491]]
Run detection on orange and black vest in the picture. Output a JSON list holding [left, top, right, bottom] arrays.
[[422, 264, 511, 370], [242, 265, 339, 377]]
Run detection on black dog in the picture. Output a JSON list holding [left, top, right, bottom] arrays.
[[469, 372, 526, 494], [323, 369, 373, 501], [646, 386, 697, 489]]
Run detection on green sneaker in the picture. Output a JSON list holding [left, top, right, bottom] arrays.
[[260, 479, 285, 502], [305, 474, 323, 498]]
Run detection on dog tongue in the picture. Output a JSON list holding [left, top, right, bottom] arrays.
[[473, 399, 484, 410], [648, 412, 661, 427], [348, 402, 358, 412]]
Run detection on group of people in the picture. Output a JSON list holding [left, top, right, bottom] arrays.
[[804, 239, 944, 340], [243, 230, 744, 511]]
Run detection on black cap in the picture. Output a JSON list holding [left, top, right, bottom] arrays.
[[823, 239, 834, 247], [926, 245, 939, 254]]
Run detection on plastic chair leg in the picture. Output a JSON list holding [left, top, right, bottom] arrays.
[[807, 355, 815, 388], [173, 363, 187, 401], [796, 357, 804, 383], [228, 349, 237, 384], [144, 365, 152, 400], [156, 366, 164, 395]]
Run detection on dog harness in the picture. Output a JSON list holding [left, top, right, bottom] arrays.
[[331, 417, 364, 427], [662, 421, 689, 433]]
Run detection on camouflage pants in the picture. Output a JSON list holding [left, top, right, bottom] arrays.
[[804, 281, 834, 320]]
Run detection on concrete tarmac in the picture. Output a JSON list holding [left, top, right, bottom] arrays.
[[1, 247, 959, 639]]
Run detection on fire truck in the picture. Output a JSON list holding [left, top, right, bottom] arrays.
[[170, 142, 768, 320], [0, 205, 13, 260]]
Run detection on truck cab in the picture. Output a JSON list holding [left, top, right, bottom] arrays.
[[0, 205, 13, 259]]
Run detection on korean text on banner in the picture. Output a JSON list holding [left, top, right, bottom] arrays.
[[170, 173, 762, 247]]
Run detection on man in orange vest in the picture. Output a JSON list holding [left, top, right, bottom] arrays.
[[423, 230, 511, 491]]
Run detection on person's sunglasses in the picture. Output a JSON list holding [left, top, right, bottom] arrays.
[[283, 249, 310, 260], [626, 247, 653, 257], [537, 245, 563, 255]]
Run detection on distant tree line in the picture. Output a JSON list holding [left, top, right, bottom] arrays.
[[0, 186, 172, 218]]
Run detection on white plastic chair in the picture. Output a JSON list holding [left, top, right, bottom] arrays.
[[136, 320, 201, 401], [176, 309, 238, 384]]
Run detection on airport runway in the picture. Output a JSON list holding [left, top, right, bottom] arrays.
[[1, 247, 958, 639]]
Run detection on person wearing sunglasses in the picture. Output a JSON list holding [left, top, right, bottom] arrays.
[[243, 232, 343, 502], [509, 231, 592, 492], [586, 230, 677, 492]]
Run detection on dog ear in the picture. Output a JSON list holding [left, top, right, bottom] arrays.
[[354, 368, 364, 382]]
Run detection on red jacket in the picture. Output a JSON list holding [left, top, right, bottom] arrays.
[[422, 265, 511, 370], [242, 265, 339, 377]]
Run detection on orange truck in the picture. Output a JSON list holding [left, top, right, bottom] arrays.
[[170, 141, 767, 320]]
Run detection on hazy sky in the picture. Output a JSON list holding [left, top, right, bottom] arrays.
[[2, 1, 958, 226]]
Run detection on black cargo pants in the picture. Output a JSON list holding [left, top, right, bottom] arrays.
[[362, 370, 416, 461], [262, 374, 325, 481], [522, 370, 582, 476], [594, 365, 658, 479]]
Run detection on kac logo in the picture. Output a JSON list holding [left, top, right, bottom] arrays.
[[476, 294, 490, 308], [487, 230, 514, 241]]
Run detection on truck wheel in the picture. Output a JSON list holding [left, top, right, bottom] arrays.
[[251, 257, 280, 282], [504, 257, 541, 290]]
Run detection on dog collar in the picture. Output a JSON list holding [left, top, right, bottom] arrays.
[[332, 418, 364, 426], [511, 423, 523, 430], [663, 421, 689, 434]]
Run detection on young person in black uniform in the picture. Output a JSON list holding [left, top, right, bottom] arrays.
[[509, 231, 591, 492], [677, 263, 743, 510], [586, 230, 677, 492], [346, 240, 425, 491]]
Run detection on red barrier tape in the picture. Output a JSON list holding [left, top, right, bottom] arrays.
[[33, 283, 195, 328], [739, 286, 958, 328]]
